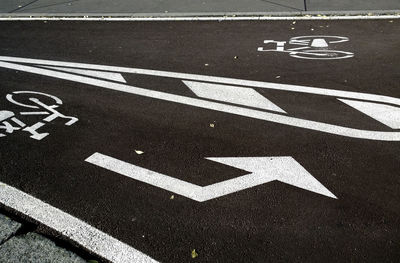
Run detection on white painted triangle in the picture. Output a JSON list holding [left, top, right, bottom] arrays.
[[41, 65, 126, 83], [207, 156, 337, 199], [86, 153, 336, 202], [183, 80, 286, 113], [339, 98, 400, 129]]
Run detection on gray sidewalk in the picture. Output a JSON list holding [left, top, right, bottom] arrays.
[[0, 213, 99, 263], [0, 0, 399, 14]]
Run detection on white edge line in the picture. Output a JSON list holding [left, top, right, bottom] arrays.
[[0, 15, 399, 21], [0, 181, 159, 263]]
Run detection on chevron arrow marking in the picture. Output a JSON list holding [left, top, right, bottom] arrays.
[[85, 153, 336, 202]]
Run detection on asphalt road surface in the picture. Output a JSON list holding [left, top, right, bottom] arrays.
[[0, 19, 399, 262]]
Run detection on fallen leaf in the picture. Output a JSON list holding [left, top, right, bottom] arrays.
[[209, 123, 215, 128], [135, 150, 144, 155], [191, 249, 198, 258], [170, 195, 175, 200]]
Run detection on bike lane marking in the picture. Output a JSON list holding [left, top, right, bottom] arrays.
[[0, 181, 158, 263], [1, 58, 400, 141]]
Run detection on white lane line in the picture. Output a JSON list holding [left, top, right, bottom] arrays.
[[2, 55, 400, 108], [0, 15, 398, 21], [1, 60, 400, 141], [0, 181, 159, 263], [85, 153, 336, 201]]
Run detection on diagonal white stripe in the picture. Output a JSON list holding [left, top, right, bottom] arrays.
[[183, 80, 286, 113], [339, 98, 400, 129]]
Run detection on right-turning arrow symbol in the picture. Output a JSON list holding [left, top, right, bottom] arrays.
[[86, 153, 336, 202]]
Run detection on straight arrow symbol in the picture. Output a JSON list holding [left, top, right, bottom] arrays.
[[85, 153, 336, 202]]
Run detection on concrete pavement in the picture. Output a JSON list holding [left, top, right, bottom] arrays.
[[0, 212, 99, 262], [0, 0, 399, 14]]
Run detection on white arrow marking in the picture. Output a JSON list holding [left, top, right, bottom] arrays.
[[183, 80, 286, 113], [85, 153, 336, 201], [207, 157, 337, 199]]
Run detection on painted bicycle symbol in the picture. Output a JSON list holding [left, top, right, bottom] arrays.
[[0, 91, 78, 140], [258, 35, 354, 60]]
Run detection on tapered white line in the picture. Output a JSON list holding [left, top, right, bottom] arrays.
[[41, 65, 127, 83], [1, 56, 400, 108], [0, 181, 158, 263], [1, 60, 400, 141]]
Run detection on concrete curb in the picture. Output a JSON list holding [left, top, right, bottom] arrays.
[[0, 9, 399, 19], [0, 14, 399, 21]]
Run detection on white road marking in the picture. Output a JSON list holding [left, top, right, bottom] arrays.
[[0, 15, 398, 21], [1, 56, 399, 108], [1, 91, 78, 140], [41, 65, 127, 83], [339, 98, 400, 129], [183, 80, 286, 113], [1, 57, 400, 140], [85, 152, 337, 201], [311, 38, 329, 48], [258, 36, 354, 60], [0, 181, 158, 263]]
